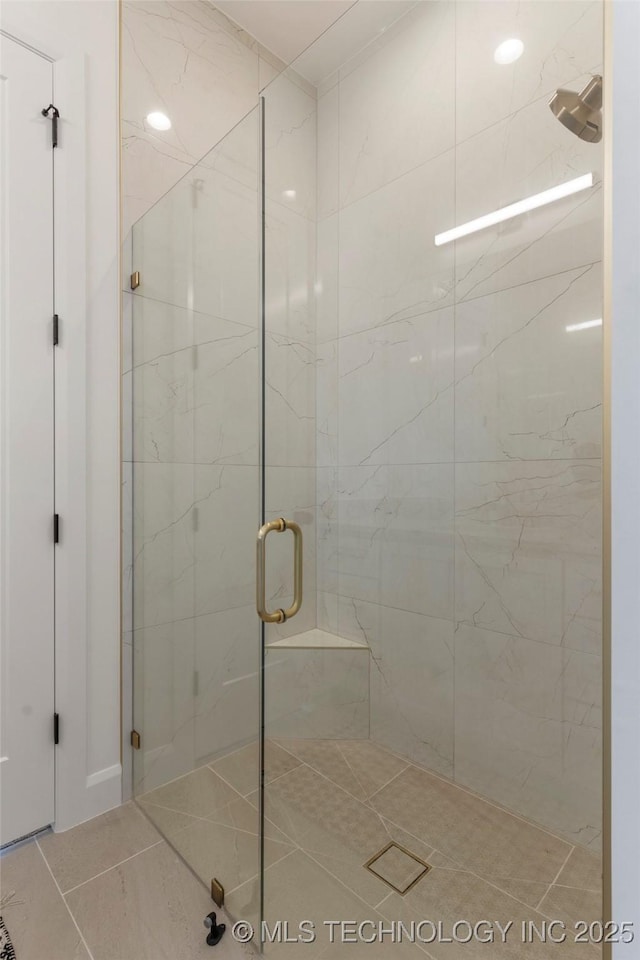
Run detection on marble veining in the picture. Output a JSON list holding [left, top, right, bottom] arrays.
[[314, 0, 603, 849], [125, 0, 604, 854]]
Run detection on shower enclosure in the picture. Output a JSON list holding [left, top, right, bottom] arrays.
[[126, 1, 605, 952]]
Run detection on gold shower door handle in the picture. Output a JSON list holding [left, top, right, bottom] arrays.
[[256, 518, 303, 623]]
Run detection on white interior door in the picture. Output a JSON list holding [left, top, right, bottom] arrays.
[[0, 34, 55, 845]]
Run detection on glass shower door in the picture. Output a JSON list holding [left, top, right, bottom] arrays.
[[130, 106, 267, 915]]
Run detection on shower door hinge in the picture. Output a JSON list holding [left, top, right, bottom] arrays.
[[53, 314, 59, 346], [41, 104, 60, 148], [53, 713, 60, 745], [130, 730, 141, 750], [211, 878, 225, 907], [53, 514, 60, 543], [130, 271, 140, 290]]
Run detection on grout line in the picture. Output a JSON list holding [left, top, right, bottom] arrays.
[[534, 844, 575, 912], [225, 846, 299, 899], [140, 757, 247, 806], [335, 741, 373, 798], [141, 797, 292, 847], [366, 764, 412, 804], [60, 840, 165, 896], [34, 839, 96, 960], [364, 760, 411, 800]]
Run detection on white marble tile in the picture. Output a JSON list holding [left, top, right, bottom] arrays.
[[259, 52, 284, 93], [195, 105, 260, 193], [316, 466, 338, 600], [454, 85, 604, 303], [339, 150, 455, 338], [263, 69, 317, 222], [131, 292, 195, 370], [193, 465, 260, 619], [122, 121, 195, 235], [193, 605, 260, 764], [132, 616, 197, 795], [455, 460, 602, 653], [455, 1, 603, 143], [264, 647, 369, 740], [121, 0, 260, 222], [339, 1, 455, 207], [133, 462, 196, 630], [193, 324, 260, 465], [131, 161, 259, 327], [317, 84, 340, 221], [265, 200, 316, 343], [455, 263, 602, 462], [337, 463, 454, 622], [132, 323, 196, 465], [316, 340, 338, 468], [264, 335, 315, 467], [317, 591, 339, 635], [454, 623, 601, 848], [131, 297, 260, 466], [337, 598, 454, 777], [338, 308, 454, 466], [316, 214, 339, 345]]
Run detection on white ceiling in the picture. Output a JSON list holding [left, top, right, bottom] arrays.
[[213, 0, 355, 68]]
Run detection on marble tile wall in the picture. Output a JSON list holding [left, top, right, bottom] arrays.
[[121, 0, 284, 232], [315, 0, 604, 848]]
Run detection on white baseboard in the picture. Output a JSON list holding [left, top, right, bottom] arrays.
[[53, 763, 122, 833], [86, 763, 122, 791]]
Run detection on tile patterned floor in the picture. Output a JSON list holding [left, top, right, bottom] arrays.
[[0, 805, 251, 960], [0, 739, 603, 959], [145, 737, 602, 957]]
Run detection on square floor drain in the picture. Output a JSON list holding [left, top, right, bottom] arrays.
[[364, 841, 430, 895]]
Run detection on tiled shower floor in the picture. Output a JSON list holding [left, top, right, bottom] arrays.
[[0, 739, 602, 959], [140, 738, 603, 958]]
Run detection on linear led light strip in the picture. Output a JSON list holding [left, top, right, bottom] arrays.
[[566, 318, 602, 333], [434, 173, 594, 246]]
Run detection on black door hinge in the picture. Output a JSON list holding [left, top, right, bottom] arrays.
[[53, 514, 60, 543], [41, 104, 60, 148], [53, 713, 60, 745], [53, 314, 59, 346]]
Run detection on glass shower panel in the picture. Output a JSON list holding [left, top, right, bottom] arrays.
[[257, 1, 604, 954], [130, 106, 264, 909], [452, 0, 604, 855]]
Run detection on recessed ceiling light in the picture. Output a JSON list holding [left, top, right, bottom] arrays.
[[494, 38, 524, 65], [146, 111, 171, 132]]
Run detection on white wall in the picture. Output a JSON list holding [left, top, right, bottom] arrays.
[[609, 0, 640, 952], [0, 0, 121, 829]]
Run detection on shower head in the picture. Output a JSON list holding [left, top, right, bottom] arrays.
[[549, 75, 602, 143]]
